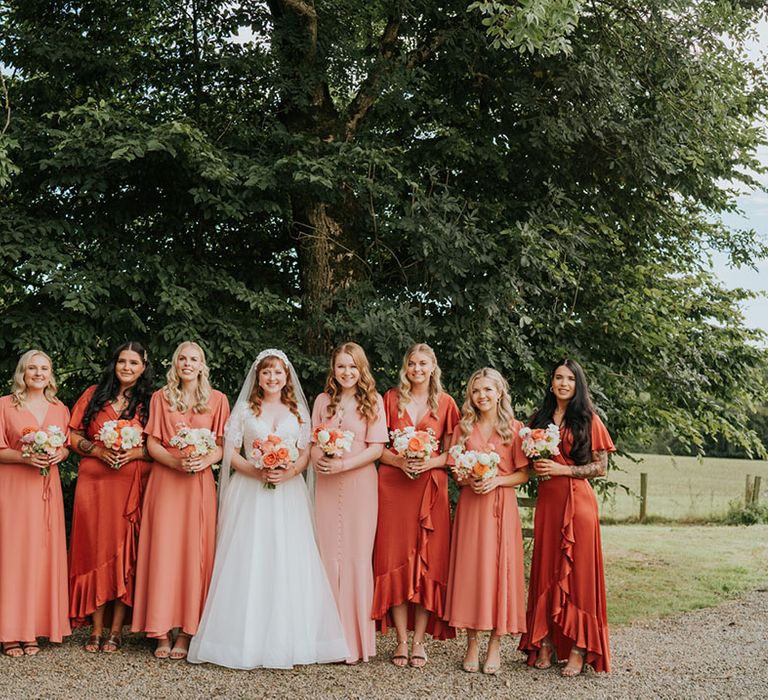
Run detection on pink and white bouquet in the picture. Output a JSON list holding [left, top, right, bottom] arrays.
[[251, 434, 299, 489], [97, 419, 143, 454], [169, 425, 218, 457], [519, 424, 560, 480], [20, 425, 66, 476], [390, 426, 439, 479], [448, 445, 500, 483], [312, 425, 354, 457]]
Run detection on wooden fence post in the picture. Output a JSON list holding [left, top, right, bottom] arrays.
[[752, 476, 762, 505], [745, 474, 753, 505], [639, 472, 648, 522]]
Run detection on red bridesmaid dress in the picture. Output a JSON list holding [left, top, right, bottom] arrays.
[[371, 389, 459, 639], [518, 414, 615, 672], [67, 385, 152, 626]]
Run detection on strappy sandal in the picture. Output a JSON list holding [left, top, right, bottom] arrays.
[[2, 642, 23, 658], [561, 646, 585, 677], [170, 632, 191, 660], [22, 641, 40, 656], [391, 638, 409, 668], [101, 632, 122, 653], [482, 637, 501, 675], [409, 641, 427, 669], [462, 635, 479, 673], [534, 638, 555, 669], [84, 634, 102, 653], [153, 636, 172, 659]]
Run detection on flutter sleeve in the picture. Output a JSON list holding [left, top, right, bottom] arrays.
[[310, 393, 329, 440], [445, 426, 462, 467], [442, 394, 460, 440], [69, 385, 97, 433], [510, 420, 529, 471], [210, 391, 230, 438], [143, 390, 166, 441], [0, 398, 9, 450], [365, 393, 389, 444], [591, 414, 616, 453]]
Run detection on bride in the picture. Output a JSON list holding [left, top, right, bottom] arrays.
[[187, 349, 349, 669]]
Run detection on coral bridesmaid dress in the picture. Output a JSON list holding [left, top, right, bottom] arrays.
[[518, 414, 615, 672], [131, 389, 229, 638], [444, 421, 528, 635], [67, 386, 151, 626], [372, 389, 459, 639], [311, 392, 388, 663], [0, 395, 71, 643]]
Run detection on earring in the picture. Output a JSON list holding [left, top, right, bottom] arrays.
[[549, 387, 555, 393]]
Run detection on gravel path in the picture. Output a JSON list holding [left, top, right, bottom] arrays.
[[1, 590, 766, 699]]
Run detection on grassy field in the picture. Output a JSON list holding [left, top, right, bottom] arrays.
[[598, 453, 768, 521], [601, 524, 768, 624]]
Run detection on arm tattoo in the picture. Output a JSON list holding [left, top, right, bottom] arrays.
[[78, 437, 96, 454], [569, 450, 608, 479]]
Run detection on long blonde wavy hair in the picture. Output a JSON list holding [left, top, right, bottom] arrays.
[[11, 349, 59, 407], [248, 355, 303, 423], [164, 341, 212, 414], [325, 342, 379, 423], [396, 343, 443, 419], [456, 368, 516, 447]]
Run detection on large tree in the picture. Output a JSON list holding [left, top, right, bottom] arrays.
[[1, 0, 766, 458]]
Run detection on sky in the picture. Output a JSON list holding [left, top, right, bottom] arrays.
[[713, 18, 768, 338]]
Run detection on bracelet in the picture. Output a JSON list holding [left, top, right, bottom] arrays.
[[341, 459, 346, 471]]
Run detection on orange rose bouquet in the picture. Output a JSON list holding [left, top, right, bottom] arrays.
[[20, 425, 66, 476], [251, 433, 299, 489], [519, 424, 560, 480], [448, 445, 500, 484], [312, 426, 354, 457], [390, 426, 439, 479]]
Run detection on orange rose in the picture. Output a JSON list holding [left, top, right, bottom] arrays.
[[21, 425, 37, 435], [252, 438, 262, 450], [530, 429, 546, 440], [262, 452, 279, 468], [266, 434, 281, 445], [276, 447, 289, 461], [408, 436, 425, 452], [473, 463, 490, 478]]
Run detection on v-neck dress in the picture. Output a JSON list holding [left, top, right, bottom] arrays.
[[130, 388, 229, 638], [311, 392, 388, 663], [444, 421, 528, 635], [67, 385, 152, 627], [0, 394, 71, 643], [372, 389, 459, 639]]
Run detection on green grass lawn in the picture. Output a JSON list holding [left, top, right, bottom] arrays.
[[599, 453, 768, 521], [602, 524, 768, 625]]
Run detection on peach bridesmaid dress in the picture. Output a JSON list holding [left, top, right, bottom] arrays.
[[130, 389, 229, 638], [67, 385, 151, 626], [372, 389, 459, 639], [311, 392, 388, 663], [444, 421, 528, 635], [519, 414, 615, 672], [0, 395, 71, 644]]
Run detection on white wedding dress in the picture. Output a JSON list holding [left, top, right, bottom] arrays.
[[188, 408, 349, 669]]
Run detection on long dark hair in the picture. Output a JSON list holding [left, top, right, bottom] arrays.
[[530, 358, 594, 465], [82, 341, 154, 431]]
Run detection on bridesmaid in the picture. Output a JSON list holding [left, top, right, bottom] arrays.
[[0, 350, 71, 656], [68, 341, 154, 653], [372, 343, 459, 668], [519, 358, 615, 676], [311, 342, 388, 664], [131, 341, 229, 660], [444, 368, 528, 675]]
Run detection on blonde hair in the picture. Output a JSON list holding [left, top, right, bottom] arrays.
[[325, 342, 380, 423], [164, 341, 212, 414], [457, 368, 516, 446], [396, 343, 443, 419], [248, 355, 303, 423], [11, 349, 59, 407]]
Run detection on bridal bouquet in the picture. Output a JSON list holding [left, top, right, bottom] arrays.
[[169, 425, 218, 457], [251, 434, 299, 489], [20, 425, 66, 476], [390, 426, 438, 479], [312, 425, 354, 457], [97, 419, 143, 455], [519, 424, 560, 480], [448, 445, 500, 483]]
